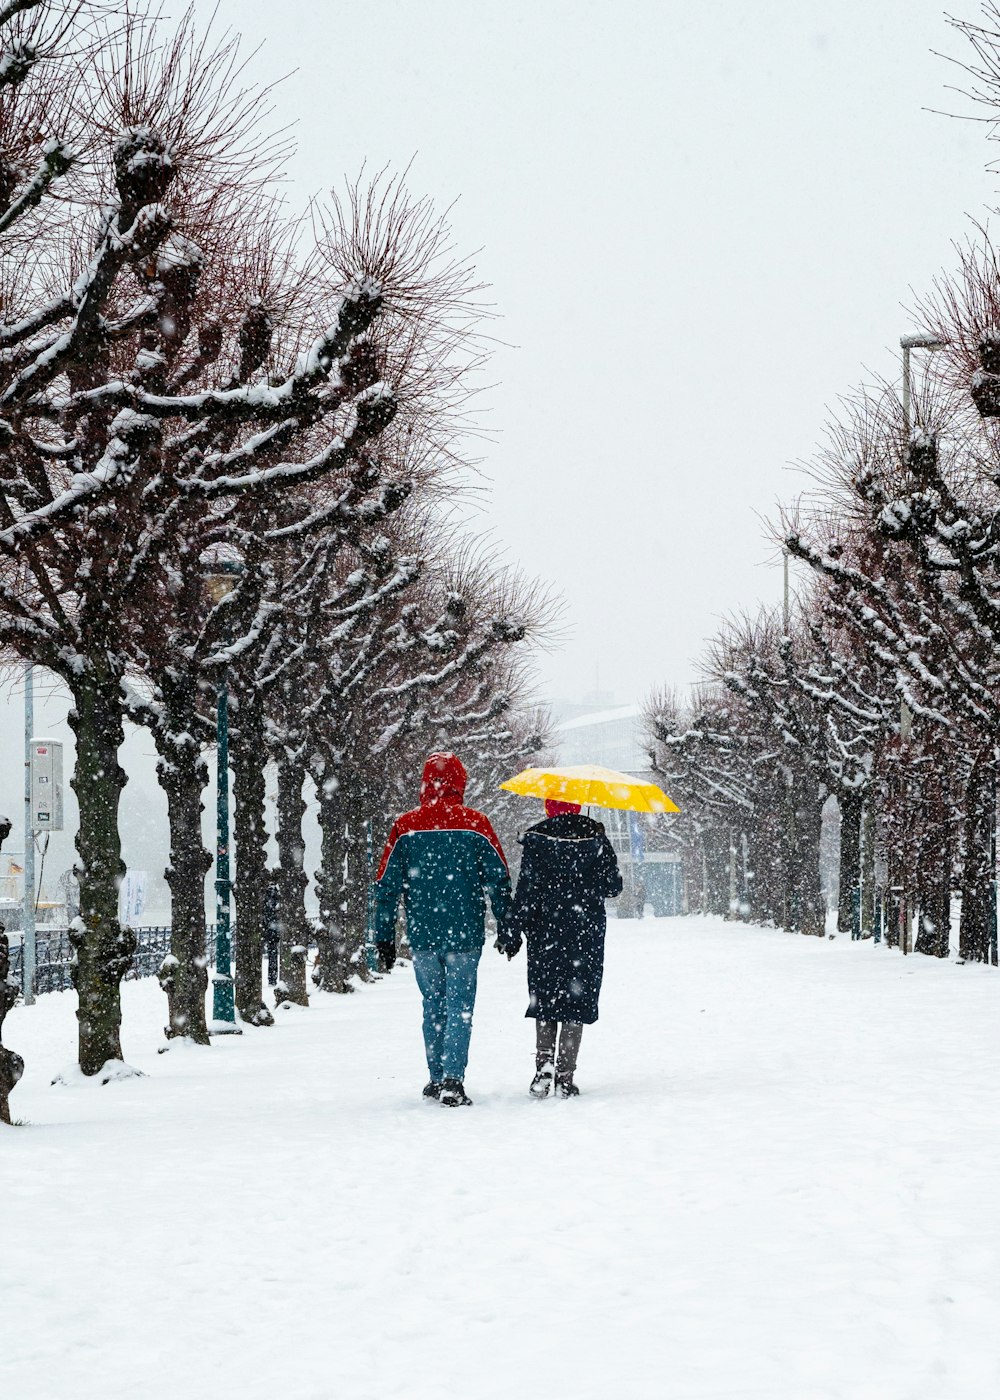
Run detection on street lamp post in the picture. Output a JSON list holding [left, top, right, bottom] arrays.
[[899, 335, 950, 742], [205, 564, 243, 1031], [896, 334, 951, 954], [900, 333, 950, 426]]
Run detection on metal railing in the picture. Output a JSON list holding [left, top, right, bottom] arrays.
[[6, 926, 216, 997]]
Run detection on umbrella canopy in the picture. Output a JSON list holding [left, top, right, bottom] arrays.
[[500, 764, 680, 814]]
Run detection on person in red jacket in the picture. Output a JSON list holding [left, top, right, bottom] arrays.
[[375, 752, 511, 1107]]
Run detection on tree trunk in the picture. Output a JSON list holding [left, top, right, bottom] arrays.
[[275, 749, 310, 1007], [915, 849, 951, 957], [884, 754, 915, 950], [746, 803, 783, 925], [0, 933, 23, 1125], [792, 777, 825, 936], [313, 766, 353, 992], [915, 767, 951, 959], [703, 827, 730, 916], [153, 674, 212, 1043], [860, 797, 876, 938], [338, 790, 375, 982], [67, 673, 136, 1075], [231, 698, 274, 1025], [960, 748, 993, 963], [837, 790, 863, 935], [780, 771, 797, 931]]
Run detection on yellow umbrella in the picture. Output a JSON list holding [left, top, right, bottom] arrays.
[[500, 764, 680, 814]]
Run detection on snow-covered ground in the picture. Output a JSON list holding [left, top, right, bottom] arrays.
[[5, 917, 1000, 1400]]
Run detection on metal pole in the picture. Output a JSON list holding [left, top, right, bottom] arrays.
[[212, 674, 237, 1025], [365, 819, 378, 972], [897, 336, 948, 953], [22, 662, 35, 1005], [985, 761, 991, 968], [898, 335, 949, 744], [900, 342, 914, 749], [900, 335, 950, 422], [781, 554, 796, 932]]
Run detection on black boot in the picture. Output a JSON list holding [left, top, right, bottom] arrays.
[[529, 1060, 554, 1098], [422, 1081, 442, 1100], [439, 1078, 473, 1107], [555, 1023, 582, 1098], [532, 1020, 558, 1098]]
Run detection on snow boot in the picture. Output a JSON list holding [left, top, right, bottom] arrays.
[[422, 1081, 443, 1101], [439, 1078, 473, 1107], [529, 1061, 554, 1098], [555, 1073, 579, 1099]]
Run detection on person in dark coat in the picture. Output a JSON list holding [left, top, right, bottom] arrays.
[[498, 798, 622, 1097]]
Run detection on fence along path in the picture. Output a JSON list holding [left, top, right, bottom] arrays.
[[5, 927, 213, 996]]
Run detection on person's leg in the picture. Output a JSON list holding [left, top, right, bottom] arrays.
[[530, 1019, 557, 1097], [440, 948, 482, 1083], [535, 1020, 557, 1069], [556, 1022, 583, 1095], [412, 950, 448, 1084]]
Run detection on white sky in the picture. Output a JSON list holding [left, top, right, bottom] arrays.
[[188, 0, 994, 709], [1, 0, 995, 896]]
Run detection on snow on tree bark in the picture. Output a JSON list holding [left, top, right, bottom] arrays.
[[274, 751, 310, 1007], [154, 672, 212, 1043], [230, 694, 273, 1026], [0, 932, 22, 1126], [67, 672, 134, 1076]]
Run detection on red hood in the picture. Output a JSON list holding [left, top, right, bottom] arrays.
[[420, 752, 467, 806]]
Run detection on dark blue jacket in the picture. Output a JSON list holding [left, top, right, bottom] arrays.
[[500, 812, 622, 1024]]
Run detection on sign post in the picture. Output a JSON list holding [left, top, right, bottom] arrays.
[[24, 728, 65, 1003]]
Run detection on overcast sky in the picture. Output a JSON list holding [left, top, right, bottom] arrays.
[[3, 0, 996, 894], [185, 0, 994, 709]]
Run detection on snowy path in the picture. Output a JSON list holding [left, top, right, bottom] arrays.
[[5, 918, 1000, 1400]]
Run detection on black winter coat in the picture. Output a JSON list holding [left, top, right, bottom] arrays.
[[501, 813, 623, 1024]]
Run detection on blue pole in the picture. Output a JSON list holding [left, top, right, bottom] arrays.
[[212, 675, 236, 1024], [365, 819, 378, 972], [22, 662, 35, 1005], [985, 767, 991, 963]]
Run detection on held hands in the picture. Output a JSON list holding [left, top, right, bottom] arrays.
[[494, 931, 522, 961]]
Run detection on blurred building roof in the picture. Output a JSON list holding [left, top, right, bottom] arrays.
[[552, 703, 647, 772]]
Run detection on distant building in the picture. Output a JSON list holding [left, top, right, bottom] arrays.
[[554, 703, 648, 772], [550, 702, 683, 916]]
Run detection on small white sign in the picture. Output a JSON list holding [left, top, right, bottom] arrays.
[[119, 871, 148, 928], [30, 738, 64, 831]]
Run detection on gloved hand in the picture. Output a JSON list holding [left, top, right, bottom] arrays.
[[495, 932, 522, 960], [376, 940, 396, 973]]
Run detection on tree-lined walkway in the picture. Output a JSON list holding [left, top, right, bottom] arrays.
[[6, 919, 1000, 1400]]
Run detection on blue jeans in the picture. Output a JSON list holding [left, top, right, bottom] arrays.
[[411, 948, 482, 1082]]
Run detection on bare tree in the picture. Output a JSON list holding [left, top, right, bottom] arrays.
[[0, 7, 490, 1069], [299, 540, 551, 992]]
